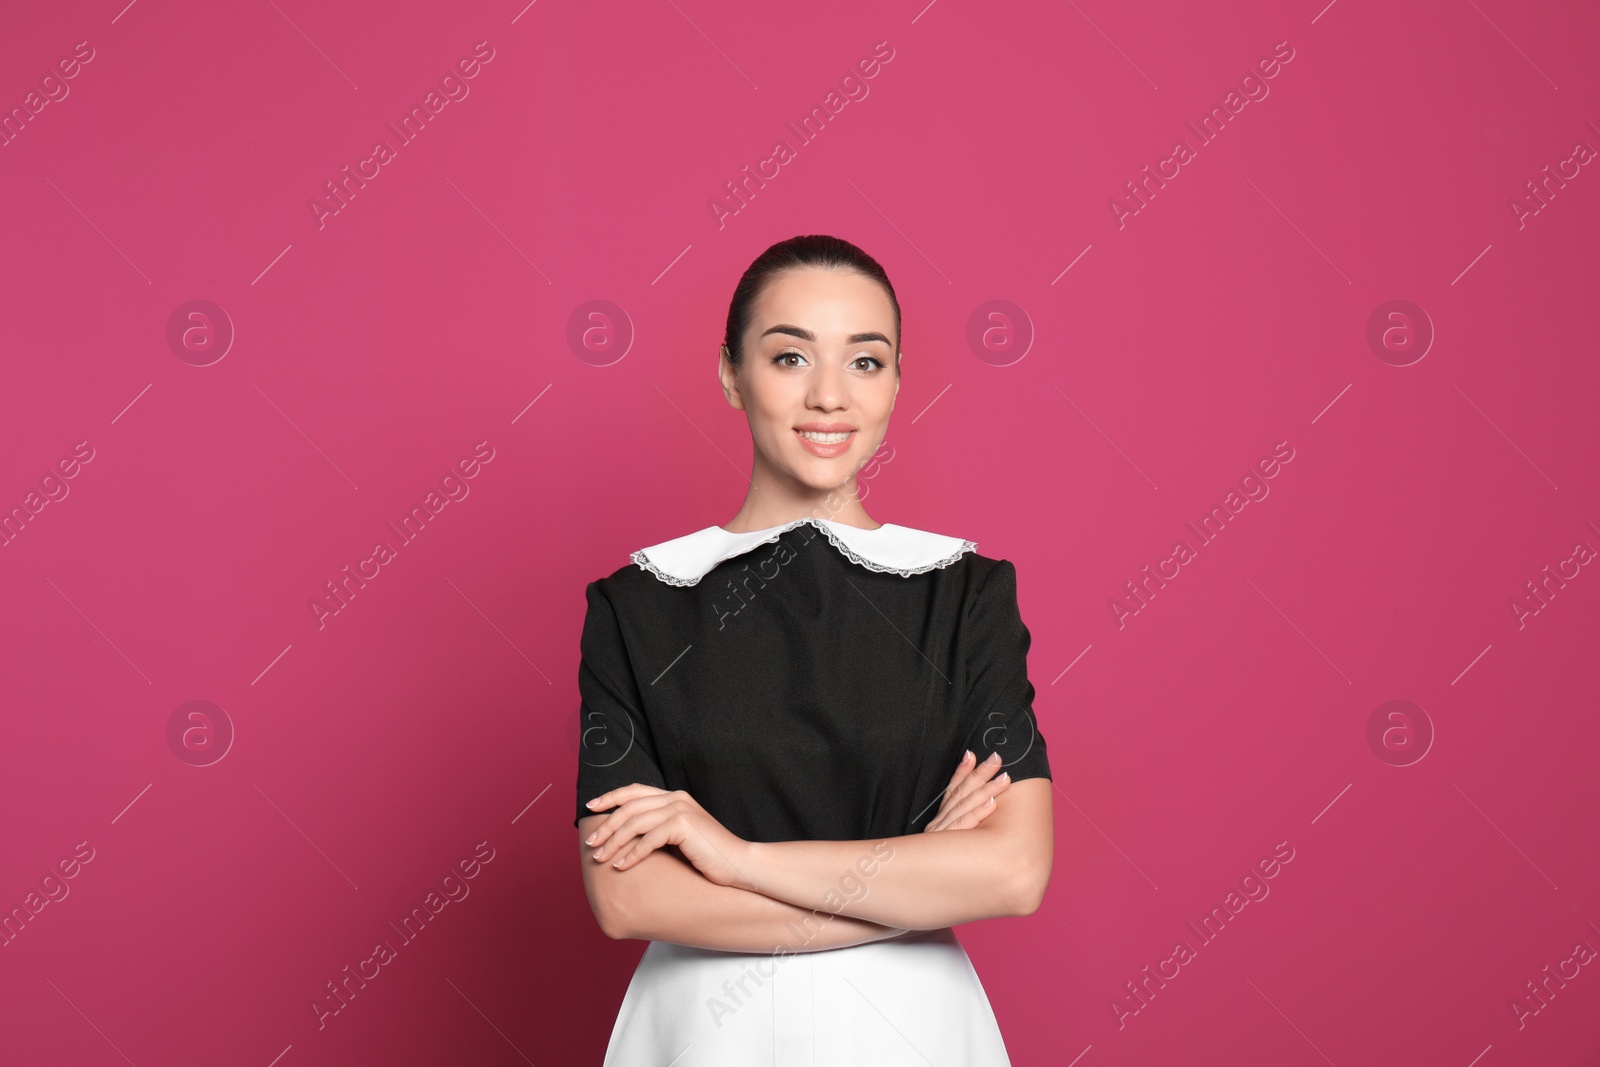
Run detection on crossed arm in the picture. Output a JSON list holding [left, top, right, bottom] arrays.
[[577, 763, 1053, 953]]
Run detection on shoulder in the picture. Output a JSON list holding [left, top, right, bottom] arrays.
[[613, 516, 982, 589]]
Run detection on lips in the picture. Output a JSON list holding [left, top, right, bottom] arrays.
[[794, 426, 855, 458]]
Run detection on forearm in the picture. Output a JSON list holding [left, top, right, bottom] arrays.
[[741, 825, 1030, 931], [604, 845, 911, 952]]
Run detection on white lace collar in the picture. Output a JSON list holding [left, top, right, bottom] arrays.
[[631, 515, 978, 587]]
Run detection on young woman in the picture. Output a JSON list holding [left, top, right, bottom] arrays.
[[574, 234, 1054, 1065]]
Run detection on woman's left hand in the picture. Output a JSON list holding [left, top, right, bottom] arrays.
[[584, 784, 754, 889]]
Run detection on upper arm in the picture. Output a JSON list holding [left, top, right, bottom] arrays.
[[975, 777, 1054, 915]]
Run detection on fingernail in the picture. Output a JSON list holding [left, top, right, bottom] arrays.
[[584, 832, 596, 845], [985, 796, 995, 806], [964, 749, 974, 764], [592, 850, 602, 860], [585, 797, 600, 808], [998, 772, 1009, 783], [986, 752, 1000, 765]]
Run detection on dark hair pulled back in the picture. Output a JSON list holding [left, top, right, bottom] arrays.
[[721, 234, 901, 372]]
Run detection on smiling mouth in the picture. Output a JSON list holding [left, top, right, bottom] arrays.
[[793, 427, 856, 457]]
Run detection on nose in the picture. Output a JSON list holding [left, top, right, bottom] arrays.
[[807, 356, 846, 411]]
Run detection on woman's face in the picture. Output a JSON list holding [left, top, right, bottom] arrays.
[[721, 267, 900, 496]]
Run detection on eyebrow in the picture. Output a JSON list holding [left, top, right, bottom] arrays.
[[758, 324, 893, 347]]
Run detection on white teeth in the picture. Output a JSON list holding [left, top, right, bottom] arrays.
[[797, 430, 851, 443]]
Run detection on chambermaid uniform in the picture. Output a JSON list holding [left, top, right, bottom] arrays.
[[575, 516, 1052, 1066]]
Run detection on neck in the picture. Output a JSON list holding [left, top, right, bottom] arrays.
[[722, 451, 880, 533]]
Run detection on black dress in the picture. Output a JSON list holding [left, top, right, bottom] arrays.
[[576, 515, 1051, 1065]]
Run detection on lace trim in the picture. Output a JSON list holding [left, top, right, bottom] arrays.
[[630, 516, 978, 588]]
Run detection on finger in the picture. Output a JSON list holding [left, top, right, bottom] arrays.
[[942, 749, 978, 795], [943, 772, 1011, 827], [590, 796, 678, 856], [584, 783, 668, 817], [612, 821, 676, 870], [927, 754, 1001, 831], [946, 753, 1003, 807]]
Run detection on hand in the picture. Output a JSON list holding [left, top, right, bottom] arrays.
[[923, 749, 1011, 832], [584, 784, 754, 890]]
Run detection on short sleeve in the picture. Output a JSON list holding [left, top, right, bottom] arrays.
[[574, 580, 669, 826], [960, 559, 1051, 784]]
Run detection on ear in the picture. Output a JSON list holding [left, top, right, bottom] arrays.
[[718, 344, 746, 410]]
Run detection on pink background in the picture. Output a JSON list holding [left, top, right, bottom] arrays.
[[2, 0, 1597, 1063]]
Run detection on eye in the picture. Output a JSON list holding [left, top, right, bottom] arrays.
[[771, 349, 807, 368], [852, 355, 887, 371]]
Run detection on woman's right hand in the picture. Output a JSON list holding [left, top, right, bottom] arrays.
[[923, 749, 1010, 832]]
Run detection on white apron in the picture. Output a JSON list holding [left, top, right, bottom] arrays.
[[601, 926, 1013, 1066]]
